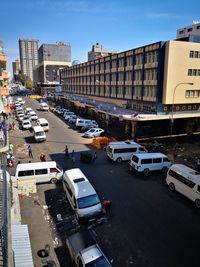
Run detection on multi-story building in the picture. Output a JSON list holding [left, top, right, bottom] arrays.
[[33, 42, 71, 94], [0, 40, 10, 96], [88, 43, 117, 61], [12, 59, 20, 78], [61, 39, 200, 114], [19, 38, 39, 81], [177, 22, 200, 39]]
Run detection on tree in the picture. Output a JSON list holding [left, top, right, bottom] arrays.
[[25, 80, 33, 89]]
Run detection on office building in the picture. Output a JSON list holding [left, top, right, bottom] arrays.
[[88, 43, 116, 61], [12, 59, 20, 77], [61, 39, 200, 115], [177, 22, 200, 39], [33, 41, 71, 84], [19, 38, 39, 81]]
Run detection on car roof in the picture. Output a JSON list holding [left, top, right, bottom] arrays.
[[169, 164, 200, 181], [16, 161, 56, 171], [38, 118, 48, 123], [33, 126, 44, 131], [133, 153, 168, 159]]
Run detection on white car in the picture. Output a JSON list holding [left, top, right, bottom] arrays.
[[18, 113, 25, 122], [65, 113, 75, 121], [83, 128, 104, 138], [29, 111, 38, 120], [22, 120, 32, 130], [68, 115, 79, 123]]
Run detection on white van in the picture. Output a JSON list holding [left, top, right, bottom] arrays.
[[129, 153, 171, 175], [37, 118, 49, 132], [75, 119, 98, 129], [30, 111, 38, 120], [13, 161, 63, 184], [33, 126, 46, 142], [107, 140, 147, 163], [63, 168, 102, 221], [40, 102, 49, 111], [166, 164, 200, 208]]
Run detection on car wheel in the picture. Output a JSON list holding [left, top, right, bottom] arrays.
[[195, 199, 200, 208], [169, 183, 175, 191], [50, 178, 57, 184], [116, 157, 122, 163], [143, 168, 149, 175]]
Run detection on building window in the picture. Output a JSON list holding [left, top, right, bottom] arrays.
[[187, 28, 193, 32], [193, 69, 197, 76], [188, 69, 192, 76], [189, 51, 194, 58], [195, 51, 199, 58], [197, 25, 200, 30], [179, 30, 184, 34], [185, 90, 200, 98]]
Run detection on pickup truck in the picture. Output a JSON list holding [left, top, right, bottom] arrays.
[[66, 230, 112, 267]]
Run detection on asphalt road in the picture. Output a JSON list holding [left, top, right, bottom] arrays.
[[12, 97, 200, 267]]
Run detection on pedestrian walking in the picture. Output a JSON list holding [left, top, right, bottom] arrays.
[[9, 143, 14, 154], [92, 152, 97, 163], [40, 153, 46, 162], [71, 150, 76, 164], [12, 121, 15, 130], [173, 148, 178, 162], [101, 198, 112, 215], [63, 145, 69, 159], [28, 145, 33, 158], [197, 157, 200, 173], [6, 153, 11, 167]]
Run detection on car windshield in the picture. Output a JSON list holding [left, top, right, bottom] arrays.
[[86, 255, 110, 267], [77, 194, 100, 209], [36, 131, 44, 136], [41, 123, 48, 126], [24, 122, 29, 125], [88, 129, 96, 133]]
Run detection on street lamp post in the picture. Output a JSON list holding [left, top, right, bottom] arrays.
[[170, 82, 193, 135]]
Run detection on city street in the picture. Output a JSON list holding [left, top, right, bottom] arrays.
[[10, 98, 200, 267]]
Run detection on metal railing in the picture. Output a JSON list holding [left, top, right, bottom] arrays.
[[0, 135, 13, 267]]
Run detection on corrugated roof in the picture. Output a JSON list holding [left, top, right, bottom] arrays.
[[12, 224, 34, 267]]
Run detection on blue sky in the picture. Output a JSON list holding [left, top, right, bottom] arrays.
[[1, 0, 200, 74]]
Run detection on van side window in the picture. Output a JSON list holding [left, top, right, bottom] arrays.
[[18, 170, 34, 177], [198, 185, 200, 192], [114, 148, 137, 153], [139, 147, 146, 152], [50, 168, 57, 173], [168, 170, 195, 188], [163, 157, 170, 162], [153, 158, 162, 163], [35, 169, 48, 175], [141, 159, 152, 164]]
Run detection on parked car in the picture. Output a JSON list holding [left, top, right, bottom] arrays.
[[83, 128, 104, 138], [65, 113, 75, 121], [80, 123, 99, 132], [68, 115, 79, 124], [29, 111, 38, 120], [21, 119, 32, 130]]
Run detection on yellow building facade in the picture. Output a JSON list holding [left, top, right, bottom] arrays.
[[61, 40, 200, 115]]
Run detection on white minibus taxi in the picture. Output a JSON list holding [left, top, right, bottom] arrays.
[[63, 168, 102, 221], [40, 102, 49, 111], [106, 140, 147, 163], [166, 164, 200, 208], [37, 118, 49, 132], [129, 153, 171, 175], [13, 161, 63, 184], [33, 126, 46, 142]]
